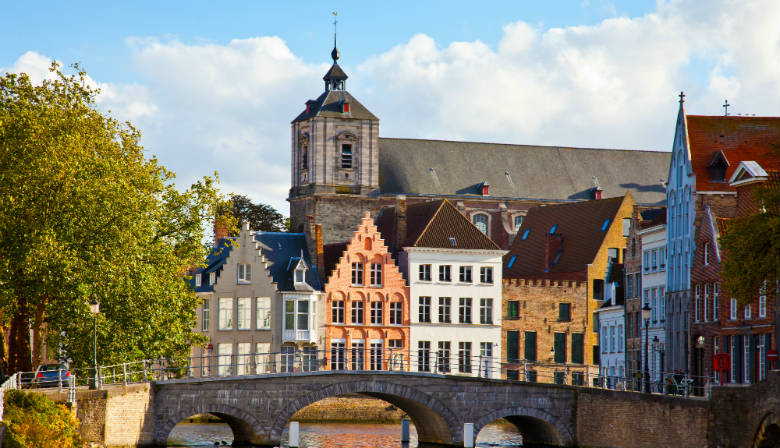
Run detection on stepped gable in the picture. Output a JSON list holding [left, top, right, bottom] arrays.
[[254, 232, 321, 291], [505, 196, 625, 280], [378, 138, 670, 205], [685, 115, 780, 192]]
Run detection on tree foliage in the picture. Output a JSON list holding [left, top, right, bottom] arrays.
[[3, 389, 84, 448], [0, 64, 225, 371], [720, 173, 779, 306], [228, 194, 286, 233]]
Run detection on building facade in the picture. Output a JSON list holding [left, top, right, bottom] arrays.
[[639, 218, 667, 386], [596, 261, 625, 388], [323, 212, 410, 371]]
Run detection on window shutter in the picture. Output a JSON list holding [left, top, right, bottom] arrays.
[[572, 333, 584, 364], [554, 333, 566, 363], [507, 331, 519, 362], [524, 331, 537, 361]]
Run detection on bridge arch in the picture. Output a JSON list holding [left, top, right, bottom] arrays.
[[473, 406, 573, 447], [156, 404, 265, 446], [271, 379, 461, 445], [753, 412, 780, 448]]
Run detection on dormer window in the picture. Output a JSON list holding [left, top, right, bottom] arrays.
[[195, 273, 202, 287], [707, 151, 729, 182], [295, 267, 305, 284], [209, 272, 215, 285]]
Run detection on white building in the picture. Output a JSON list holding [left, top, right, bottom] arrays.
[[639, 221, 667, 384], [376, 199, 505, 378], [596, 262, 625, 388]]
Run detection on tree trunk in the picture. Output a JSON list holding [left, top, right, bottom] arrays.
[[8, 298, 32, 374], [31, 301, 46, 367]]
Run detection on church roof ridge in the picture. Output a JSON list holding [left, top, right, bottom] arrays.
[[378, 136, 667, 154]]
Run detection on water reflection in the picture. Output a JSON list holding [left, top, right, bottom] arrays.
[[168, 421, 524, 447]]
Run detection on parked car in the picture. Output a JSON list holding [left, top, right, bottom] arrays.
[[32, 363, 71, 388]]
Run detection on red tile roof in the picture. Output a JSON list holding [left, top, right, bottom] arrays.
[[686, 115, 780, 192]]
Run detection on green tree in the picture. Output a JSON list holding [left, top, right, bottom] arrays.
[[3, 389, 84, 448], [0, 64, 225, 372], [228, 194, 286, 232]]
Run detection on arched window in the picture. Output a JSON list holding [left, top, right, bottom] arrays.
[[513, 215, 524, 232], [472, 214, 488, 235], [301, 144, 308, 170], [364, 238, 372, 251]]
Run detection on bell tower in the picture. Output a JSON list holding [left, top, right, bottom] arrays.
[[288, 24, 380, 233]]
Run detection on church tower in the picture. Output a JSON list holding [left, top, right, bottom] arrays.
[[288, 31, 380, 233]]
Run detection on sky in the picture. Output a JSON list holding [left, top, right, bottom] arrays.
[[2, 0, 778, 214]]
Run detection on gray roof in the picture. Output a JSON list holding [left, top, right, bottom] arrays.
[[292, 90, 378, 123], [190, 237, 235, 293], [378, 138, 670, 205], [254, 232, 322, 291]]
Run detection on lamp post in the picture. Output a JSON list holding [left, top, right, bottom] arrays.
[[652, 336, 659, 385], [89, 298, 100, 389], [642, 303, 651, 393]]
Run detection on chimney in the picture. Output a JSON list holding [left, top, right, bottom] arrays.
[[315, 223, 325, 284], [214, 216, 229, 245], [544, 233, 563, 272], [592, 176, 602, 200], [395, 195, 407, 252], [481, 181, 490, 196]]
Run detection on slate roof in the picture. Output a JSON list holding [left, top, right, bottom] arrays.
[[190, 237, 235, 293], [323, 241, 348, 282], [685, 115, 780, 192], [504, 196, 626, 280], [323, 63, 348, 81], [254, 232, 322, 291], [375, 200, 501, 252], [292, 89, 378, 122], [639, 207, 666, 230], [378, 138, 670, 205]]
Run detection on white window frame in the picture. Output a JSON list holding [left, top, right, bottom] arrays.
[[759, 281, 767, 318], [370, 263, 382, 287], [419, 296, 431, 323], [712, 284, 719, 321], [730, 298, 737, 321], [237, 263, 252, 284], [218, 343, 232, 376], [209, 272, 216, 285], [389, 301, 402, 325], [370, 301, 383, 325], [419, 264, 432, 282], [219, 297, 233, 330], [256, 297, 271, 329], [479, 298, 493, 324], [703, 284, 709, 322], [694, 285, 700, 322], [439, 265, 452, 282], [472, 213, 489, 235], [351, 262, 364, 286], [479, 266, 493, 284], [332, 299, 345, 324], [195, 273, 202, 287], [201, 298, 210, 331], [352, 301, 364, 324], [459, 266, 473, 283], [237, 297, 251, 330], [744, 304, 751, 320]]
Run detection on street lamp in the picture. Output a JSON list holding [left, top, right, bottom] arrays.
[[652, 336, 659, 385], [89, 298, 100, 389], [642, 303, 651, 393]]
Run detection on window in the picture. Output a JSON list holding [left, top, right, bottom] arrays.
[[418, 297, 431, 322], [389, 339, 403, 350], [622, 217, 631, 237], [626, 275, 633, 299], [744, 337, 751, 384], [236, 343, 251, 375], [712, 284, 718, 321], [341, 143, 352, 169], [351, 341, 365, 370], [660, 287, 665, 320], [514, 215, 524, 231], [370, 301, 383, 325], [651, 289, 658, 322], [294, 268, 304, 283], [237, 297, 251, 330], [480, 267, 493, 284], [390, 302, 402, 325], [730, 297, 737, 320], [297, 301, 309, 330], [237, 263, 251, 283], [351, 262, 364, 286], [744, 304, 751, 320], [352, 301, 364, 324], [558, 303, 571, 322], [439, 265, 452, 282], [644, 251, 649, 272], [332, 300, 345, 324], [301, 144, 308, 169], [459, 298, 472, 323], [694, 285, 700, 322], [571, 333, 584, 364], [554, 333, 567, 363], [704, 242, 710, 265], [704, 284, 709, 322], [459, 266, 472, 283], [256, 297, 270, 329], [479, 299, 493, 324], [437, 341, 451, 373], [218, 298, 233, 330], [458, 342, 472, 373], [759, 281, 767, 318], [438, 297, 451, 323], [651, 250, 657, 270], [617, 325, 623, 351], [370, 263, 382, 286], [209, 272, 215, 285], [331, 342, 346, 370], [418, 341, 431, 372], [370, 342, 383, 370], [201, 299, 210, 331], [507, 300, 519, 318], [419, 264, 431, 281], [218, 343, 232, 376], [195, 273, 202, 287], [609, 326, 615, 353], [473, 214, 488, 234], [524, 331, 537, 361], [285, 300, 295, 331], [480, 342, 493, 377], [255, 342, 271, 374], [507, 330, 519, 362]]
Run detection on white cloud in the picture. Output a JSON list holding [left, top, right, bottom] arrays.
[[4, 0, 778, 216]]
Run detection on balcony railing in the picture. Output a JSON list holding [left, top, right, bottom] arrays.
[[283, 329, 313, 342]]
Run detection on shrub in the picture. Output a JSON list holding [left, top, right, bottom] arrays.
[[3, 389, 84, 448]]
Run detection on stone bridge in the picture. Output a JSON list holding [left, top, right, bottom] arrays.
[[151, 371, 714, 447]]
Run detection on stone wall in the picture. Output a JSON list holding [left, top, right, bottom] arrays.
[[291, 396, 407, 423], [708, 370, 780, 447]]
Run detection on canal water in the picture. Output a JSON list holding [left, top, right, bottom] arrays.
[[168, 421, 525, 447]]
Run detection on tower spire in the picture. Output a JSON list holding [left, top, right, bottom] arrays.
[[331, 11, 339, 63]]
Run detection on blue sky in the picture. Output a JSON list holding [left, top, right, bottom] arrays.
[[2, 1, 778, 213]]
